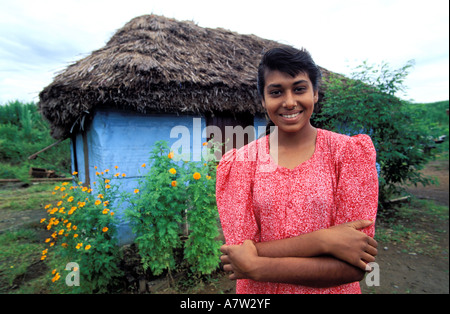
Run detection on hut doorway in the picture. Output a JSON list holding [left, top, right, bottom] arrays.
[[205, 111, 255, 159]]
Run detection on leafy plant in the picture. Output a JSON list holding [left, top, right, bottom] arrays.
[[125, 141, 184, 276], [40, 170, 123, 293], [183, 142, 222, 276], [125, 140, 222, 278]]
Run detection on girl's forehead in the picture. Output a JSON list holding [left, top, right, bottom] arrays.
[[264, 70, 312, 86]]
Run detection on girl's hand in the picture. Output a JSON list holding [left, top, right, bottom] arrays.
[[320, 220, 378, 271], [220, 240, 260, 280]]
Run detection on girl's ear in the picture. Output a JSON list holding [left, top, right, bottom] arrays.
[[314, 90, 319, 103], [261, 98, 266, 109]]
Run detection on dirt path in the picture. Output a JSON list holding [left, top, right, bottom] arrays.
[[361, 159, 449, 294]]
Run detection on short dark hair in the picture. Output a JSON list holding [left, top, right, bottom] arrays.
[[257, 46, 322, 99]]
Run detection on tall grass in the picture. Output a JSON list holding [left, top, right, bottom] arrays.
[[0, 100, 71, 180]]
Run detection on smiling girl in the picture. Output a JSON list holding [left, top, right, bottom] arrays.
[[216, 46, 379, 294]]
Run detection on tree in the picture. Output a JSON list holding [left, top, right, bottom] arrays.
[[312, 60, 435, 207]]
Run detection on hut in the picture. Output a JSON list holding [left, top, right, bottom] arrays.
[[38, 14, 327, 243]]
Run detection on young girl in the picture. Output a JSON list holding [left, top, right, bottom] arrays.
[[216, 46, 378, 294]]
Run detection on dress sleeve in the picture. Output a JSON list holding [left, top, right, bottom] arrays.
[[334, 134, 379, 237], [216, 147, 260, 245]]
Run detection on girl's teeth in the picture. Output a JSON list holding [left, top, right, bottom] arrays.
[[282, 113, 299, 118]]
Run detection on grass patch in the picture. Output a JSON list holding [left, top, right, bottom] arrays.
[[0, 228, 48, 293], [0, 183, 60, 211], [376, 198, 449, 256]]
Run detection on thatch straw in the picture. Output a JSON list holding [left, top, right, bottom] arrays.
[[39, 14, 330, 139]]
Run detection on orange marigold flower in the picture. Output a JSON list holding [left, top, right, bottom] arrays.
[[85, 244, 91, 250], [105, 179, 110, 183], [171, 181, 177, 187], [54, 186, 60, 190], [102, 208, 109, 214], [76, 243, 83, 250], [114, 165, 118, 169], [74, 234, 79, 238], [193, 172, 201, 180], [134, 189, 139, 194], [203, 142, 208, 146], [67, 196, 74, 202], [206, 175, 211, 180], [94, 200, 102, 206], [169, 168, 176, 175], [72, 171, 78, 175], [105, 184, 111, 189], [40, 218, 46, 223], [168, 152, 174, 159], [102, 227, 108, 233], [114, 173, 120, 177], [122, 173, 126, 177], [141, 163, 146, 168], [110, 212, 115, 216]]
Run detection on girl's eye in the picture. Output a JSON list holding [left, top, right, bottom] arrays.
[[295, 87, 306, 93], [269, 90, 281, 96]]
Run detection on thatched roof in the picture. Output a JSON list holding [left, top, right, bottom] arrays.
[[39, 14, 329, 140]]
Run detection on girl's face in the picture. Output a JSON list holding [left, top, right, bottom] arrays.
[[261, 70, 318, 135]]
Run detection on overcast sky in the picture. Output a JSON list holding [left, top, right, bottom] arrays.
[[0, 0, 448, 105]]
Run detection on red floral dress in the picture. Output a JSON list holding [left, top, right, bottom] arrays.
[[216, 128, 378, 294]]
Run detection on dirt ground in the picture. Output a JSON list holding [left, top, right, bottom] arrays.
[[0, 160, 448, 294], [360, 159, 449, 294]]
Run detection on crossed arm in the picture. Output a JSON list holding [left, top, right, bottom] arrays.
[[220, 220, 378, 288]]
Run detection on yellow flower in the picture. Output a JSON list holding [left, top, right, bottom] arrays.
[[98, 194, 104, 199], [134, 189, 139, 194], [206, 175, 211, 180], [81, 186, 88, 192], [105, 169, 109, 173], [203, 142, 208, 146], [114, 165, 118, 169], [122, 173, 126, 177], [72, 171, 78, 175], [105, 184, 111, 189], [60, 187, 66, 192], [67, 196, 74, 202], [74, 234, 79, 238], [171, 181, 177, 187], [52, 269, 57, 275], [169, 168, 176, 175], [168, 152, 174, 159], [57, 201, 63, 206], [102, 208, 109, 214], [94, 200, 102, 206], [52, 272, 60, 282], [62, 243, 68, 248], [110, 212, 115, 216], [102, 227, 108, 233], [193, 172, 201, 180], [62, 182, 69, 186], [45, 238, 51, 243], [40, 218, 46, 223], [76, 243, 83, 249], [141, 163, 146, 168], [105, 179, 110, 183], [114, 173, 120, 177], [85, 244, 91, 250]]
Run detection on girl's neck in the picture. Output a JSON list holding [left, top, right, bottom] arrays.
[[270, 123, 317, 149]]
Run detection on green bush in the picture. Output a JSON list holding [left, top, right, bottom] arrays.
[[124, 140, 221, 278], [0, 100, 71, 179]]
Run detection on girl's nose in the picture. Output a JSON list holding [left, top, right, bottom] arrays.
[[283, 91, 296, 109]]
